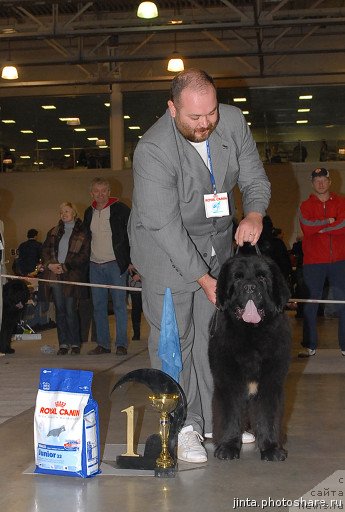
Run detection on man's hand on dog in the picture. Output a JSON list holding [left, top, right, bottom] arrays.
[[235, 212, 263, 246]]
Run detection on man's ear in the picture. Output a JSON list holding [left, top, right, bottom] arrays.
[[167, 100, 176, 118]]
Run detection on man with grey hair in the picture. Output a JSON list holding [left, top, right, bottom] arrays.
[[129, 69, 270, 463], [84, 177, 130, 356]]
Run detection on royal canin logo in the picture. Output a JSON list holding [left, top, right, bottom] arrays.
[[55, 401, 66, 407], [40, 406, 80, 417]]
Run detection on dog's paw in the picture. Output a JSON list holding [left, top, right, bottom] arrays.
[[214, 443, 240, 460], [260, 447, 287, 461]]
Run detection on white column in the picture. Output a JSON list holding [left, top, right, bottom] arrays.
[[110, 84, 124, 170]]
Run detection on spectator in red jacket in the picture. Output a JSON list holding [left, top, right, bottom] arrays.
[[299, 167, 345, 357]]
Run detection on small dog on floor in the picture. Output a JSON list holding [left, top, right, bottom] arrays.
[[0, 279, 30, 354], [208, 253, 291, 462]]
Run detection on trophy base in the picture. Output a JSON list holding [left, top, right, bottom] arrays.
[[154, 465, 176, 478], [116, 455, 157, 470]]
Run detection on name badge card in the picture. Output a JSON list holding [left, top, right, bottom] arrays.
[[204, 193, 230, 218]]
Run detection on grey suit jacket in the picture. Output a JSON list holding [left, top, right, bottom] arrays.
[[128, 104, 270, 292]]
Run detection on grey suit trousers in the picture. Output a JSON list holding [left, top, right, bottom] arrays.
[[141, 258, 219, 436]]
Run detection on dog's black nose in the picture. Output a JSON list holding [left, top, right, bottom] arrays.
[[244, 283, 256, 294]]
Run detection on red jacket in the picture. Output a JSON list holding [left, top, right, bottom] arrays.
[[299, 192, 345, 264]]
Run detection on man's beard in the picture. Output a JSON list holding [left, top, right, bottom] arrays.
[[175, 113, 219, 142]]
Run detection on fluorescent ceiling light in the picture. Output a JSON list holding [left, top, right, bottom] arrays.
[[2, 119, 15, 124], [104, 103, 110, 107], [87, 137, 98, 141], [129, 126, 141, 130], [298, 108, 310, 113], [242, 111, 249, 115], [247, 122, 252, 126], [299, 95, 313, 100], [41, 105, 56, 110], [21, 130, 33, 134], [74, 128, 86, 132], [64, 154, 71, 157], [296, 120, 308, 124], [51, 147, 62, 150], [20, 155, 30, 159], [124, 115, 131, 119], [233, 97, 247, 102], [59, 117, 80, 125], [37, 139, 49, 142], [98, 145, 108, 148], [67, 118, 80, 126]]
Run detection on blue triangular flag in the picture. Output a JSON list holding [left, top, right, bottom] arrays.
[[158, 288, 182, 382]]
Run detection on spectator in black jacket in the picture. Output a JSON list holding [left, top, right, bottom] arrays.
[[16, 229, 42, 276], [83, 178, 131, 356]]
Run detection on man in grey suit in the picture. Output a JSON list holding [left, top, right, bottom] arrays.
[[129, 69, 270, 463]]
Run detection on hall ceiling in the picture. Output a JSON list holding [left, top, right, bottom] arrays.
[[1, 0, 345, 92]]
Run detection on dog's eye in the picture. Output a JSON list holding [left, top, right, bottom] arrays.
[[256, 272, 266, 281], [234, 272, 244, 280]]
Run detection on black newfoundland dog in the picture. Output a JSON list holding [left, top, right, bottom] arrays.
[[0, 279, 30, 354], [208, 253, 291, 462]]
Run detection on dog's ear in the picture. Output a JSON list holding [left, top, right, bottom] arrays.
[[267, 258, 290, 313], [216, 259, 233, 311]]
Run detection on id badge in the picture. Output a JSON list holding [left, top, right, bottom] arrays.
[[204, 193, 230, 218]]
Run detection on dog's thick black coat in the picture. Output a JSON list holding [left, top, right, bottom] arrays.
[[0, 280, 30, 354], [208, 254, 291, 462]]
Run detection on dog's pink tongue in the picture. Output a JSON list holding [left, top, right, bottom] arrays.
[[242, 300, 261, 323]]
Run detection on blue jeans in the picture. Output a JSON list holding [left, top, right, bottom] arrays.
[[303, 261, 345, 350], [90, 261, 128, 349], [51, 284, 80, 348]]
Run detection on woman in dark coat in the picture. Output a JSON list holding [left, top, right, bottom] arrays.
[[41, 202, 90, 355]]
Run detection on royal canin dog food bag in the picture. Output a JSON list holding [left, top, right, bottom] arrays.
[[34, 368, 100, 478]]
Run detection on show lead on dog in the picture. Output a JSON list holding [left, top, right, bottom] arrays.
[[299, 167, 345, 357], [128, 69, 271, 464]]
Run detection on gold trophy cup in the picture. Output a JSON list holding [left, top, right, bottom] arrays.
[[149, 393, 179, 476]]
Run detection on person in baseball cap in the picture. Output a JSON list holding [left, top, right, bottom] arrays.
[[310, 167, 329, 180], [299, 164, 345, 358]]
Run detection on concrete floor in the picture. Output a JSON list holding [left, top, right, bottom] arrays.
[[0, 312, 345, 512]]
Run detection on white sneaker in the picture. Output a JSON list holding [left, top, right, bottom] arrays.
[[204, 431, 255, 443], [341, 351, 345, 357], [298, 348, 316, 358], [177, 426, 207, 463], [242, 431, 255, 444]]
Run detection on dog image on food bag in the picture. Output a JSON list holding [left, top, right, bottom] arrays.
[[208, 253, 291, 462]]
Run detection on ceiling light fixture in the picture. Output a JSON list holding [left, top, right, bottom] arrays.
[[167, 33, 184, 73], [1, 62, 18, 80], [167, 52, 184, 72], [67, 118, 80, 126], [137, 2, 158, 19], [1, 41, 18, 79]]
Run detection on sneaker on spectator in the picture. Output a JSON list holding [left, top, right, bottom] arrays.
[[177, 425, 207, 463], [298, 348, 316, 358]]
